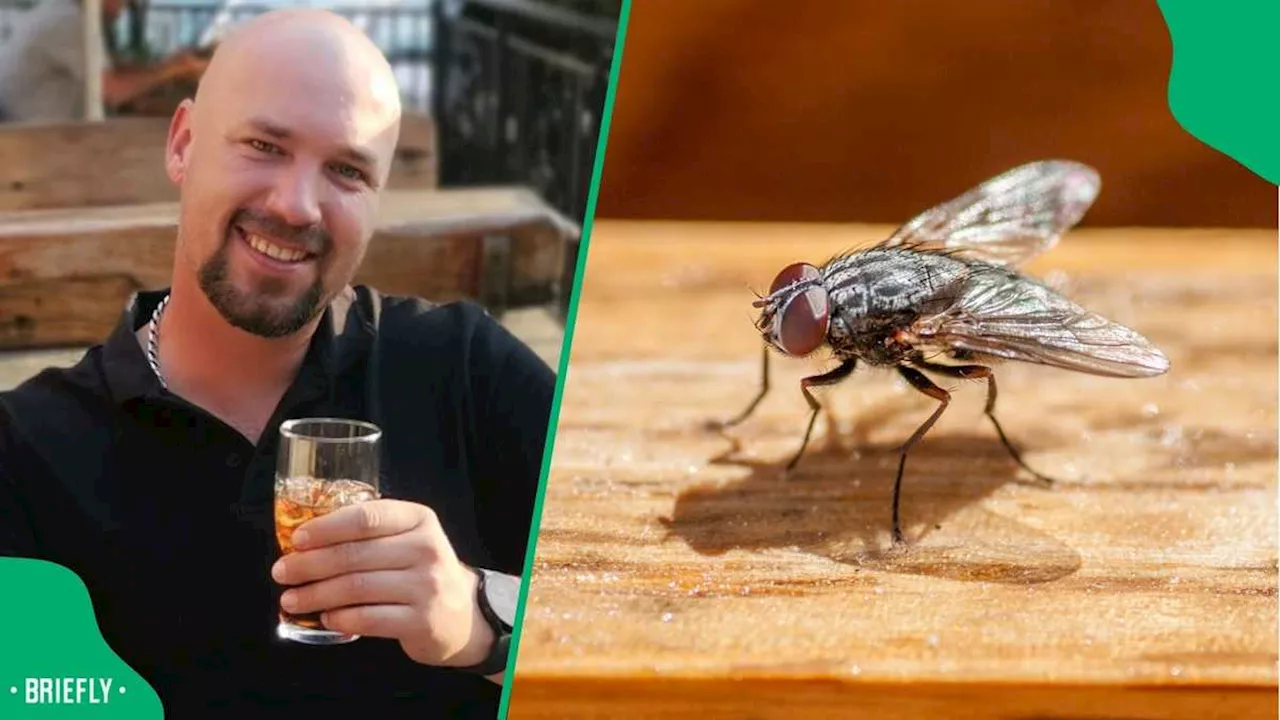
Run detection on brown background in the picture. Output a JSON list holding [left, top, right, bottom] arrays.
[[595, 1, 1276, 228]]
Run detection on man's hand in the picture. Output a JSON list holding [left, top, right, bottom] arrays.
[[271, 500, 500, 679], [102, 50, 209, 108]]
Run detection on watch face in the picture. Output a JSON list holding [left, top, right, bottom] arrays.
[[483, 571, 520, 628]]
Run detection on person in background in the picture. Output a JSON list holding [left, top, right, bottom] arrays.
[[0, 0, 208, 122]]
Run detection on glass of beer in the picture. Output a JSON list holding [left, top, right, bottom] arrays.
[[274, 417, 382, 645]]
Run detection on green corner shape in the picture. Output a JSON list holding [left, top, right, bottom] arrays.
[[0, 558, 163, 718], [1158, 0, 1280, 185]]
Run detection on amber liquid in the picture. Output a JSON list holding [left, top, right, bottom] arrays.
[[274, 475, 379, 630]]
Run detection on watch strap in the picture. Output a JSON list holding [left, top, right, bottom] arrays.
[[457, 631, 509, 677], [455, 567, 512, 676]]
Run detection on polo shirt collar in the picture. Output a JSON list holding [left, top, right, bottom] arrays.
[[101, 286, 373, 406]]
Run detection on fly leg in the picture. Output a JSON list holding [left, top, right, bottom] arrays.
[[910, 361, 1056, 487], [785, 358, 858, 476], [893, 367, 952, 544], [717, 346, 771, 429]]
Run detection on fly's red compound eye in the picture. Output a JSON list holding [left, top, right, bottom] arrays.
[[775, 286, 830, 356], [768, 262, 821, 295]]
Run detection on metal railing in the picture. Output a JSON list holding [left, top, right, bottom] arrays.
[[131, 1, 434, 112], [431, 0, 616, 225], [432, 0, 617, 319]]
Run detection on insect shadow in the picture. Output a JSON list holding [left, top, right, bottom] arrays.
[[662, 407, 1083, 585]]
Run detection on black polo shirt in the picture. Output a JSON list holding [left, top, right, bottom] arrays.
[[0, 285, 555, 717]]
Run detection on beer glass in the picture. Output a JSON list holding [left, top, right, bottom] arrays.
[[274, 417, 381, 644]]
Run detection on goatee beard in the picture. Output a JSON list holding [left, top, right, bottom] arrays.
[[197, 237, 327, 339]]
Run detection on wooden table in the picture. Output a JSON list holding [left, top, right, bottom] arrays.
[[506, 220, 1278, 719]]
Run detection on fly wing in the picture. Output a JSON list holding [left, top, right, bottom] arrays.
[[879, 160, 1101, 268], [918, 267, 1170, 378]]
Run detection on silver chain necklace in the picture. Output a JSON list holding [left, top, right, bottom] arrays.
[[146, 293, 171, 390]]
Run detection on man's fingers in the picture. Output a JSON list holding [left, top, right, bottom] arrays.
[[273, 532, 430, 586], [290, 499, 427, 549], [281, 570, 421, 615], [319, 604, 419, 641]]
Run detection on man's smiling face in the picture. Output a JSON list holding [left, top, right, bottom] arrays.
[[165, 12, 402, 337]]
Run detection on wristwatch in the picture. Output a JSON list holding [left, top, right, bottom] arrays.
[[457, 567, 520, 676]]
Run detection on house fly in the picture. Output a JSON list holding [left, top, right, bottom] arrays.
[[717, 160, 1170, 545]]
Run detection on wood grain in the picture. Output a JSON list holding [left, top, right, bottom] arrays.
[[0, 112, 437, 212], [506, 221, 1278, 719], [0, 187, 576, 349]]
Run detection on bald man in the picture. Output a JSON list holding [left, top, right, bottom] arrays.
[[0, 9, 553, 717]]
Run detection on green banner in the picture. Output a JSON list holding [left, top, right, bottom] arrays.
[[0, 559, 162, 718], [1159, 0, 1280, 184]]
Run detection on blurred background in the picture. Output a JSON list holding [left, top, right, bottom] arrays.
[[0, 0, 621, 382], [0, 0, 621, 225], [595, 1, 1276, 229]]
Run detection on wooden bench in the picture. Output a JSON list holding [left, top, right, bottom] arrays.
[[0, 186, 576, 350], [0, 113, 437, 212], [0, 111, 577, 355]]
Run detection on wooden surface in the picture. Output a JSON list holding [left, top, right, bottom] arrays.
[[506, 220, 1278, 719], [0, 112, 437, 212], [597, 1, 1276, 228], [0, 186, 577, 349]]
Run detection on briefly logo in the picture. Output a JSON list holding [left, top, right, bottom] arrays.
[[10, 678, 124, 704]]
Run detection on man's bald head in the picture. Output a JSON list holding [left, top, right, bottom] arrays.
[[193, 10, 402, 169], [203, 9, 400, 94], [163, 8, 403, 339]]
